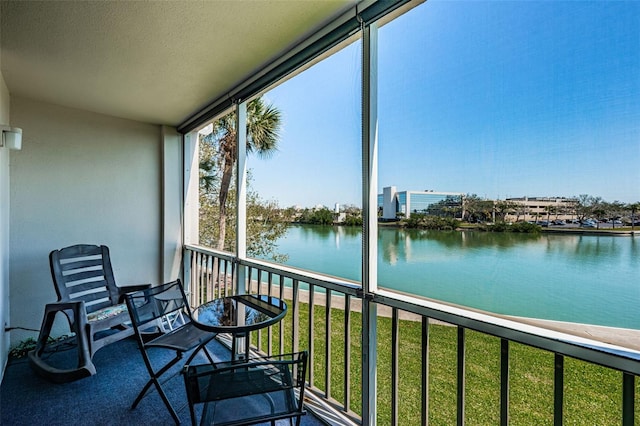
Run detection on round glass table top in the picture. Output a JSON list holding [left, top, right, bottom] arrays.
[[192, 294, 287, 334]]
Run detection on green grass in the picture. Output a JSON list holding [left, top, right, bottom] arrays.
[[252, 302, 640, 425]]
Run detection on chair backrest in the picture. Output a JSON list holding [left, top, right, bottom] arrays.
[[125, 279, 192, 331], [49, 244, 120, 315], [183, 351, 308, 425]]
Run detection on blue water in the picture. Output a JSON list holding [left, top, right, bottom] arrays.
[[271, 225, 640, 329]]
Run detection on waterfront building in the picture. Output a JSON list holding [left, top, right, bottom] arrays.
[[379, 186, 464, 220], [504, 196, 578, 222]]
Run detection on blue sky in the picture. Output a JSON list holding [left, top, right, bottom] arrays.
[[248, 0, 640, 208]]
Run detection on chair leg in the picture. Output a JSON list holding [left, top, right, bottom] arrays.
[[132, 376, 181, 424], [154, 379, 181, 425], [132, 354, 182, 408], [132, 352, 185, 424], [28, 303, 96, 383]]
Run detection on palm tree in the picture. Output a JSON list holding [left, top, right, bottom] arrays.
[[544, 205, 556, 224], [202, 97, 282, 251], [628, 202, 640, 231]]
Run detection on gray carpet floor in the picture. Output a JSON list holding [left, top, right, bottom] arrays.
[[1, 335, 322, 425]]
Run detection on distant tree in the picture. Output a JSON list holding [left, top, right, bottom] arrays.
[[592, 205, 607, 229], [200, 97, 282, 251], [509, 221, 541, 233], [605, 201, 625, 228], [312, 208, 335, 225], [199, 179, 292, 262], [341, 205, 363, 227], [495, 200, 518, 222], [297, 207, 335, 225], [544, 205, 557, 223], [463, 194, 493, 223], [627, 202, 640, 230], [575, 194, 601, 222], [343, 214, 363, 227], [511, 202, 528, 222]]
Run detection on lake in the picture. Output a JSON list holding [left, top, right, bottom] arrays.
[[271, 225, 640, 329]]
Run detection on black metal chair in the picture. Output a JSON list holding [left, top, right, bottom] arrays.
[[28, 244, 150, 383], [182, 351, 308, 426], [125, 279, 217, 424]]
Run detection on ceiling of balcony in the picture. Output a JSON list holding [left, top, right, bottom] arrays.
[[0, 1, 354, 127]]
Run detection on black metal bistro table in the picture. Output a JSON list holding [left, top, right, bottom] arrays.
[[191, 294, 287, 360]]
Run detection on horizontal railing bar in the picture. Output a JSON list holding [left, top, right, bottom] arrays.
[[185, 244, 236, 262], [373, 289, 640, 376], [185, 245, 640, 377], [239, 257, 362, 296], [186, 244, 361, 296]]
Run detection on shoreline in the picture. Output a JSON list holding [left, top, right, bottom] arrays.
[[540, 228, 639, 236], [258, 283, 640, 352], [501, 315, 640, 353], [376, 221, 640, 236]]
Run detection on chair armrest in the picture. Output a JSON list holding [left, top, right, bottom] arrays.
[[44, 300, 86, 325], [117, 283, 152, 301], [45, 300, 84, 311]]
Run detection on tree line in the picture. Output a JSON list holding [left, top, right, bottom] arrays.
[[198, 97, 639, 262]]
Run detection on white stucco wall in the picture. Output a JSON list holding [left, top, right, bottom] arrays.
[[0, 65, 11, 379], [8, 97, 165, 345]]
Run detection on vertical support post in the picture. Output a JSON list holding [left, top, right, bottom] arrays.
[[160, 126, 183, 284], [623, 373, 635, 426], [392, 308, 399, 425], [361, 19, 379, 426], [554, 354, 564, 426], [235, 101, 248, 293], [308, 284, 316, 387], [279, 275, 285, 355], [183, 131, 200, 296], [457, 327, 465, 426], [421, 317, 429, 426], [325, 290, 332, 399], [344, 294, 352, 413], [234, 101, 247, 359], [292, 279, 300, 356], [500, 339, 509, 426]]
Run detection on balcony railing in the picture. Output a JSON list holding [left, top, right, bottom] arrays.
[[184, 244, 640, 425]]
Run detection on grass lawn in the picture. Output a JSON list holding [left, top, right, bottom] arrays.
[[254, 301, 639, 425]]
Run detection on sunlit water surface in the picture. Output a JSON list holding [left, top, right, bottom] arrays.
[[269, 225, 640, 329]]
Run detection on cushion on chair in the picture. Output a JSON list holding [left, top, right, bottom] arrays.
[[86, 303, 128, 322]]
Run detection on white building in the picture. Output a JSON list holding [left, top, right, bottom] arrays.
[[379, 186, 464, 220]]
